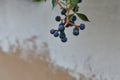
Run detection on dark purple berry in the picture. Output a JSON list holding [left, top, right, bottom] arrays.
[[73, 28, 79, 36], [59, 32, 66, 39], [58, 23, 65, 31], [61, 9, 66, 15], [61, 37, 67, 43], [80, 23, 85, 30], [54, 31, 59, 37], [50, 29, 56, 34], [55, 16, 61, 22], [72, 16, 77, 21]]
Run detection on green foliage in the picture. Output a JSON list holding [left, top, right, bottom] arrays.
[[76, 13, 90, 22], [52, 0, 57, 8], [70, 0, 79, 7], [33, 0, 46, 2], [68, 14, 74, 20], [37, 0, 90, 22]]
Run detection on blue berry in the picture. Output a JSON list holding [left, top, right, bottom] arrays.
[[73, 28, 79, 36], [50, 29, 56, 34], [59, 32, 66, 39], [72, 16, 77, 21], [80, 23, 85, 30], [58, 23, 65, 31], [54, 31, 59, 37], [61, 37, 67, 43], [61, 9, 66, 15], [55, 16, 61, 22]]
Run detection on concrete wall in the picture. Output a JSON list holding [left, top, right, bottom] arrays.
[[0, 0, 120, 80]]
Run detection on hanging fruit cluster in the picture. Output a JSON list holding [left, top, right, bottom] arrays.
[[34, 0, 89, 43]]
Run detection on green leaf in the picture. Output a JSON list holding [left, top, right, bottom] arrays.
[[72, 5, 79, 13], [70, 0, 79, 7], [68, 14, 74, 20], [76, 13, 90, 22], [52, 0, 57, 9], [66, 0, 70, 5], [33, 0, 46, 2]]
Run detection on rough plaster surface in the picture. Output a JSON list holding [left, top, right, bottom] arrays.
[[0, 52, 75, 80], [0, 0, 120, 80]]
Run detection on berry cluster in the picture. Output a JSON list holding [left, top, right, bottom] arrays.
[[50, 0, 87, 43]]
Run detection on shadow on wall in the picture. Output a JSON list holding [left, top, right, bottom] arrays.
[[0, 35, 75, 80], [0, 35, 115, 80], [0, 53, 76, 80], [0, 35, 98, 80]]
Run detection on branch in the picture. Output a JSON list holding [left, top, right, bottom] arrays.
[[69, 22, 79, 29], [55, 0, 64, 9]]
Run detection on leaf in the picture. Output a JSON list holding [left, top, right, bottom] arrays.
[[52, 0, 57, 9], [76, 13, 90, 22], [72, 5, 79, 13], [33, 0, 46, 2], [68, 14, 74, 20], [70, 0, 79, 7], [66, 0, 70, 5]]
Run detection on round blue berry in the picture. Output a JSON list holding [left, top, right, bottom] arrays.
[[59, 32, 66, 39], [55, 16, 61, 22], [73, 28, 79, 36], [61, 9, 66, 15], [72, 16, 77, 21], [61, 37, 67, 43], [58, 23, 65, 31], [80, 23, 85, 30], [54, 31, 59, 37], [50, 29, 56, 34]]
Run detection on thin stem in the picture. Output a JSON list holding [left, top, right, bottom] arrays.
[[64, 10, 69, 27], [69, 22, 79, 29], [64, 3, 72, 27], [56, 0, 79, 29], [55, 0, 64, 9]]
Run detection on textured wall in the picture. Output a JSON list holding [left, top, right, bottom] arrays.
[[0, 0, 120, 80]]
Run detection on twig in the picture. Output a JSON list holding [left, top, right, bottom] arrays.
[[55, 0, 64, 9]]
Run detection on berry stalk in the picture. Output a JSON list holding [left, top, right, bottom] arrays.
[[55, 0, 64, 9]]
